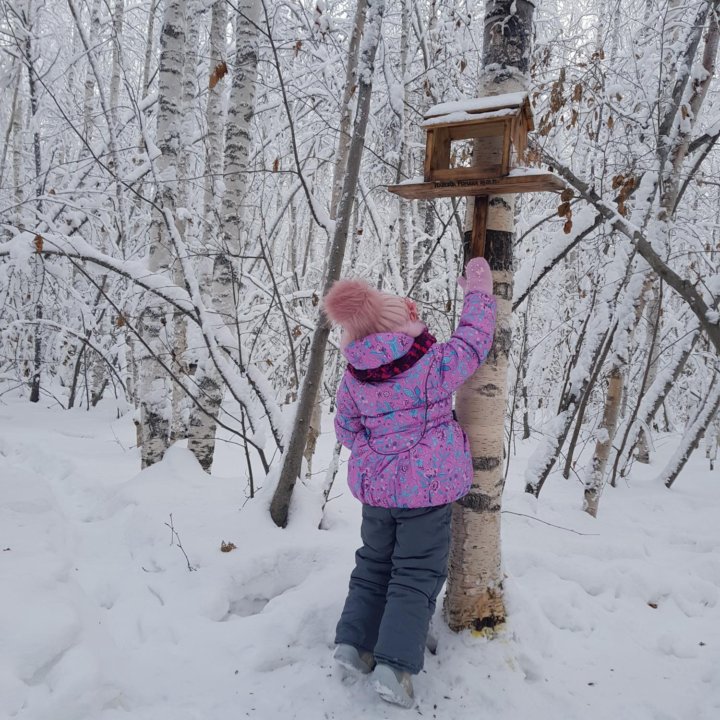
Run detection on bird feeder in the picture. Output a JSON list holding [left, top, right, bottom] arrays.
[[387, 91, 565, 259], [388, 91, 563, 200]]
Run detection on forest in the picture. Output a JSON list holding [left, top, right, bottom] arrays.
[[1, 0, 719, 717]]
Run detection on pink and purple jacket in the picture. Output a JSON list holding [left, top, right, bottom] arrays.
[[334, 289, 497, 508]]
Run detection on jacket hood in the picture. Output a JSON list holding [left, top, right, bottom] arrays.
[[342, 328, 426, 369]]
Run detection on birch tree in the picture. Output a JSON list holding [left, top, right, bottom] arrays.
[[444, 0, 535, 633], [187, 0, 262, 471], [138, 0, 187, 467]]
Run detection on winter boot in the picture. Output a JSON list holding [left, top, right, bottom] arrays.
[[333, 644, 376, 676], [372, 663, 415, 708]]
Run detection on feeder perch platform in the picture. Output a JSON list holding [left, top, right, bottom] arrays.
[[388, 169, 565, 200]]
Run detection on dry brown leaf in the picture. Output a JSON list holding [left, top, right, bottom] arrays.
[[561, 188, 574, 203], [563, 219, 573, 234], [220, 541, 237, 553], [34, 235, 43, 253], [557, 201, 572, 218], [209, 62, 227, 90]]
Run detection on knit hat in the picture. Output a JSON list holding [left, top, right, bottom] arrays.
[[323, 279, 425, 346]]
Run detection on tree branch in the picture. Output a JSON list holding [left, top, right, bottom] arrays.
[[537, 149, 720, 354]]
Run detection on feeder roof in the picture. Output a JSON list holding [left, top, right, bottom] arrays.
[[421, 107, 518, 128], [424, 91, 530, 120]]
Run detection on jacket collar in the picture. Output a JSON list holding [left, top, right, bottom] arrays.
[[347, 329, 436, 382]]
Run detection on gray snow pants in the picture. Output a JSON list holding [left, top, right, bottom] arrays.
[[335, 502, 452, 674]]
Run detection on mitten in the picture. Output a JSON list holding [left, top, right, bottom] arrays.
[[457, 257, 493, 295]]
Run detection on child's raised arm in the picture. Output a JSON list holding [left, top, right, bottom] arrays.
[[433, 258, 497, 393]]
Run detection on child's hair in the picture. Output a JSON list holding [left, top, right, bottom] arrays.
[[323, 279, 423, 345]]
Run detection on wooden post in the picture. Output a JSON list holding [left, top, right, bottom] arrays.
[[463, 195, 488, 265], [469, 195, 489, 260]]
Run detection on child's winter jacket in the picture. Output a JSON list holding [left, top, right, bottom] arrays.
[[334, 289, 497, 508]]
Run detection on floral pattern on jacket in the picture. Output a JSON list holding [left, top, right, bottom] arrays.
[[334, 289, 497, 508]]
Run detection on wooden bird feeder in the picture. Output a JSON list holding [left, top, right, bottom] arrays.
[[387, 91, 565, 260], [387, 91, 564, 200]]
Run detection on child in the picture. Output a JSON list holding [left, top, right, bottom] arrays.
[[323, 257, 497, 708]]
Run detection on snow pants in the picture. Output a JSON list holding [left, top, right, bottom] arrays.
[[335, 502, 452, 674]]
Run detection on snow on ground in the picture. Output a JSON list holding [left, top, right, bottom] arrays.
[[1, 396, 719, 720]]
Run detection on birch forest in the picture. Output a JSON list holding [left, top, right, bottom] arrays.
[[2, 0, 720, 716], [2, 1, 719, 522]]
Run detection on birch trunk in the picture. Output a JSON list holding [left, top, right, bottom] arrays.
[[185, 0, 227, 466], [613, 326, 699, 483], [270, 0, 386, 528], [106, 0, 130, 250], [10, 71, 23, 238], [202, 0, 228, 243], [580, 271, 655, 508], [82, 0, 101, 147], [635, 283, 661, 463], [663, 374, 720, 488], [444, 0, 534, 633], [139, 0, 187, 468], [170, 0, 201, 442], [187, 0, 261, 471], [142, 0, 158, 100], [583, 367, 622, 516], [0, 67, 20, 199], [706, 419, 719, 471], [22, 1, 43, 403], [518, 296, 532, 440]]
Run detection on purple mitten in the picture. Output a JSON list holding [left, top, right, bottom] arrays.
[[458, 257, 493, 294]]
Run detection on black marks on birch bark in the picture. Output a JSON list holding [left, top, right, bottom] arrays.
[[491, 326, 513, 356], [458, 491, 501, 513], [473, 609, 505, 633], [474, 382, 500, 397], [483, 0, 535, 74], [472, 456, 501, 472], [485, 229, 514, 272]]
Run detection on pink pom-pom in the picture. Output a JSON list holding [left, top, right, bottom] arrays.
[[323, 279, 384, 342]]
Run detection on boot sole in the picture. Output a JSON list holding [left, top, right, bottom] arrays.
[[372, 666, 414, 708], [373, 679, 414, 708]]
